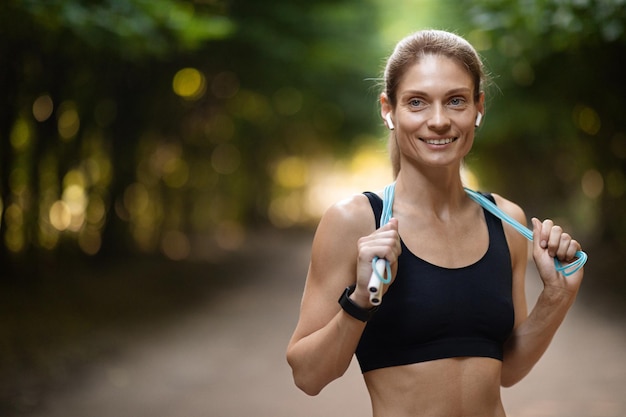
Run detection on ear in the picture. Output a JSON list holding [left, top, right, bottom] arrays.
[[475, 112, 483, 127], [385, 113, 395, 130], [475, 92, 485, 128], [380, 93, 394, 130]]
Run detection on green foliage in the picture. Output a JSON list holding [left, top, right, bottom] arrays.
[[0, 0, 384, 266], [19, 0, 235, 57], [459, 0, 626, 288], [469, 0, 626, 55]]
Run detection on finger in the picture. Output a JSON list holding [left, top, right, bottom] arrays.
[[381, 217, 399, 231], [569, 239, 581, 260], [555, 232, 572, 260], [546, 223, 563, 257], [565, 239, 581, 262], [531, 218, 545, 251], [540, 219, 555, 249]]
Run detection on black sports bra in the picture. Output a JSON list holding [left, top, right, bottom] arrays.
[[355, 192, 515, 373]]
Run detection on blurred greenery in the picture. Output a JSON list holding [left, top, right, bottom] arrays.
[[1, 0, 626, 413], [0, 0, 384, 270], [458, 0, 626, 293]]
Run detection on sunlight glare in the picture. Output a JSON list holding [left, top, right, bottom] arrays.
[[269, 143, 482, 227], [305, 144, 392, 221]]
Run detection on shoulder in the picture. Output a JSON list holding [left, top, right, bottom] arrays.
[[491, 193, 528, 265], [306, 193, 378, 293], [314, 193, 377, 244], [491, 193, 526, 226]]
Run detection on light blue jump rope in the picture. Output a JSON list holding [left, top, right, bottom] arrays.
[[368, 182, 588, 305]]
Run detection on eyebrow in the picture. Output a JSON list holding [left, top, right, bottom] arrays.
[[400, 87, 473, 97]]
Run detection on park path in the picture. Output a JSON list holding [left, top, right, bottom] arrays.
[[22, 229, 626, 417]]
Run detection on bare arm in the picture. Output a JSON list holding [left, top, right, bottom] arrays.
[[286, 194, 400, 396], [498, 195, 584, 387]]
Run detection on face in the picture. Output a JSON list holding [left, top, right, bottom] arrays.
[[381, 54, 484, 170]]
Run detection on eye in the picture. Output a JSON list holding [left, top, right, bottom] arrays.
[[408, 98, 423, 107], [448, 97, 467, 107]]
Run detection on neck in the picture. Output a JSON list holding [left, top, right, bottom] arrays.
[[393, 167, 469, 218]]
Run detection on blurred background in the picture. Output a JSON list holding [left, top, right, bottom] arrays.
[[1, 0, 625, 416]]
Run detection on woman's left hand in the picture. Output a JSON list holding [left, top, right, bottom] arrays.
[[531, 217, 584, 298]]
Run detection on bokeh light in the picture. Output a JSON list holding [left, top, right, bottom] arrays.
[[162, 157, 189, 188], [573, 104, 601, 135], [172, 67, 206, 100], [581, 169, 604, 199], [161, 230, 191, 260], [229, 90, 272, 123], [606, 169, 625, 198], [49, 200, 72, 231], [273, 156, 308, 188], [10, 118, 32, 151], [32, 94, 54, 122], [57, 101, 80, 140]]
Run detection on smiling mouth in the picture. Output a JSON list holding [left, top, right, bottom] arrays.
[[420, 137, 457, 145]]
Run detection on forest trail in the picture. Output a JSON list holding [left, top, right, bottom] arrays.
[[17, 229, 626, 417]]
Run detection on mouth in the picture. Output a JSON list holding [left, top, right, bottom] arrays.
[[420, 137, 457, 145]]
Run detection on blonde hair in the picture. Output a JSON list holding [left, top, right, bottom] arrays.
[[382, 30, 487, 177]]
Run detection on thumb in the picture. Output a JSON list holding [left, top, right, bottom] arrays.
[[384, 217, 399, 231], [531, 217, 546, 250]]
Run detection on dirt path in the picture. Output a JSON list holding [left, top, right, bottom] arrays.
[[21, 229, 626, 417]]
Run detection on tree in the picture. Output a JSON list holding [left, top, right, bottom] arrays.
[[0, 0, 384, 273], [460, 0, 626, 292]]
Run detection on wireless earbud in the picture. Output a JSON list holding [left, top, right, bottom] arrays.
[[385, 113, 395, 130], [475, 112, 483, 127]]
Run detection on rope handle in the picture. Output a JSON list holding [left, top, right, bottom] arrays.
[[368, 183, 395, 305]]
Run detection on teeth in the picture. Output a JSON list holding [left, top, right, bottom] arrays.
[[425, 138, 454, 145]]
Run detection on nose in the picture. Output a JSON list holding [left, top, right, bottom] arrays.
[[427, 104, 451, 130]]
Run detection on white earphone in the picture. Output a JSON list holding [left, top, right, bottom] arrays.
[[385, 113, 395, 130], [475, 112, 483, 127]]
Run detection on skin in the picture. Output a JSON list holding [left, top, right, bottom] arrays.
[[286, 54, 584, 417]]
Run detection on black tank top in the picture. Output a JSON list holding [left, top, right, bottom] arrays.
[[356, 192, 515, 373]]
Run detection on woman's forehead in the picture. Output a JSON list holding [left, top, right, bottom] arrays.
[[397, 54, 474, 95]]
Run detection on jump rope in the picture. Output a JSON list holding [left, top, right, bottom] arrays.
[[367, 182, 588, 305]]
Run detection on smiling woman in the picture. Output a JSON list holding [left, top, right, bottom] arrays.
[[381, 54, 482, 172], [286, 29, 586, 417]]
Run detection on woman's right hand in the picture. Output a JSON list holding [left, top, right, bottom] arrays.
[[352, 218, 401, 307]]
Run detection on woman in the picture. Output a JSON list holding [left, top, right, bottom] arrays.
[[286, 29, 584, 417]]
